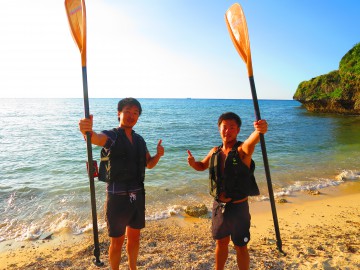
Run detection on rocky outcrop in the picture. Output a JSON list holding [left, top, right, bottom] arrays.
[[185, 204, 208, 217], [293, 43, 360, 115]]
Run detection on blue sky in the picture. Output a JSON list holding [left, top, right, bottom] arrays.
[[0, 0, 359, 99]]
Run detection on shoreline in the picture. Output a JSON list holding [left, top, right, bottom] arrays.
[[1, 182, 360, 269]]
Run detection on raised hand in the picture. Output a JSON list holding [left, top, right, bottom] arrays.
[[79, 114, 93, 136], [254, 119, 268, 134], [187, 150, 195, 167], [157, 139, 164, 157]]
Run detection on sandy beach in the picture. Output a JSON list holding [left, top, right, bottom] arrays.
[[1, 181, 359, 270]]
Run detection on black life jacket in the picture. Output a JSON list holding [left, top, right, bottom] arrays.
[[209, 141, 260, 201], [98, 128, 146, 186]]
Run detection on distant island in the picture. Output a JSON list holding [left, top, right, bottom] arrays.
[[293, 42, 360, 115]]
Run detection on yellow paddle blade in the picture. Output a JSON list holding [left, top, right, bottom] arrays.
[[225, 3, 253, 76], [65, 0, 87, 66]]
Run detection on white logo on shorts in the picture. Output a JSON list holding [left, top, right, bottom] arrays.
[[129, 192, 137, 203], [244, 237, 249, 243]]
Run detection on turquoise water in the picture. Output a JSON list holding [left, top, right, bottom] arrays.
[[0, 98, 359, 241]]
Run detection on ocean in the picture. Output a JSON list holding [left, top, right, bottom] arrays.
[[0, 98, 359, 242]]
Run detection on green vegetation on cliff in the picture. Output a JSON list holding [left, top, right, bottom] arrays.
[[293, 42, 360, 114]]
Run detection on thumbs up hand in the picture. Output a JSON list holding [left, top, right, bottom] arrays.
[[156, 140, 164, 157], [187, 150, 195, 167]]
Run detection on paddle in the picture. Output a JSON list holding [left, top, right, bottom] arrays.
[[65, 0, 103, 266], [225, 3, 285, 255]]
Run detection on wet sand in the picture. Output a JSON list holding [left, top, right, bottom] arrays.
[[1, 182, 359, 270]]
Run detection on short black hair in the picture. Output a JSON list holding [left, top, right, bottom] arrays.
[[117, 97, 142, 115], [217, 112, 242, 127], [117, 98, 142, 121]]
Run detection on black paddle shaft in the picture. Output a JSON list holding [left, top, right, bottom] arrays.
[[248, 76, 284, 254], [82, 66, 103, 266]]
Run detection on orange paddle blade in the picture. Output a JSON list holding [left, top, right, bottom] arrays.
[[225, 3, 253, 76], [65, 0, 87, 66]]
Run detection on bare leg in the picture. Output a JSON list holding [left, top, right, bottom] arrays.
[[234, 245, 250, 270], [215, 236, 230, 270], [126, 227, 141, 270], [109, 235, 125, 270]]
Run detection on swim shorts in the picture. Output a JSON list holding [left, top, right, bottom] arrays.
[[105, 190, 145, 237], [211, 200, 251, 246]]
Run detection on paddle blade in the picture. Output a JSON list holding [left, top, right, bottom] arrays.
[[225, 3, 253, 76], [65, 0, 87, 66]]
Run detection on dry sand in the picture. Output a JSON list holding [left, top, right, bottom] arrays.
[[1, 182, 359, 270]]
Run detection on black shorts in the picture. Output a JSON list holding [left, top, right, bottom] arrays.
[[105, 191, 145, 237], [212, 200, 251, 246]]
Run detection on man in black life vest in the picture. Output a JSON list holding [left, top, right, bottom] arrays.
[[187, 112, 268, 270], [79, 98, 164, 270]]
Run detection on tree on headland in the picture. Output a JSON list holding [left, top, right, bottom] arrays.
[[293, 42, 360, 115]]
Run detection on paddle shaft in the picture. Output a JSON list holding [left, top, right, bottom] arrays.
[[249, 76, 283, 253], [82, 66, 102, 264]]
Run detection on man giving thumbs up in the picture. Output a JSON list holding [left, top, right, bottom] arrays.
[[79, 97, 164, 270]]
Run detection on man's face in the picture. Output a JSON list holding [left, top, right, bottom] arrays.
[[118, 105, 140, 128], [219, 119, 240, 143]]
